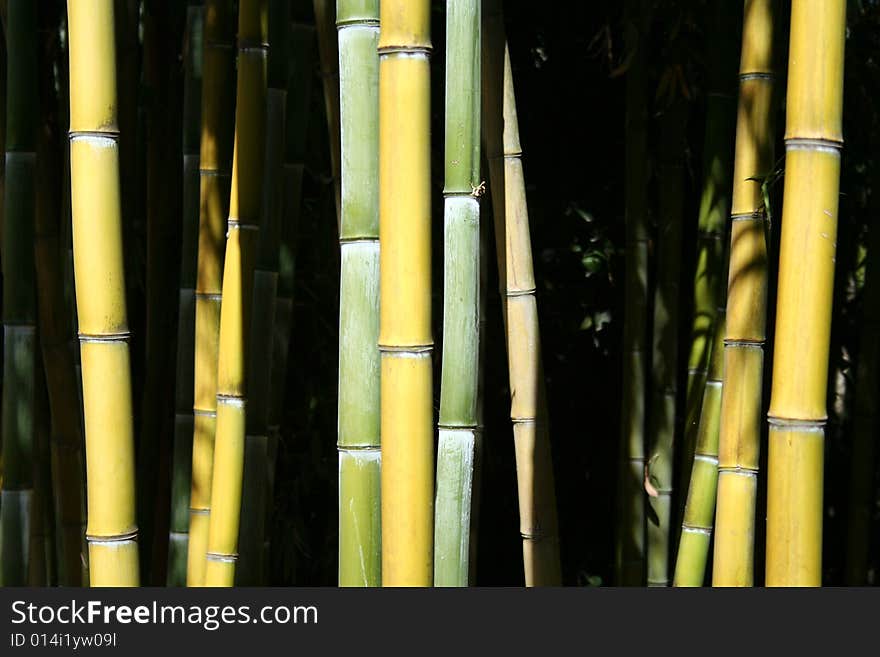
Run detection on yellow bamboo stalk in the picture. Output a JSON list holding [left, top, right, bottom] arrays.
[[712, 0, 777, 587], [379, 0, 434, 587], [187, 0, 235, 587], [765, 0, 845, 586], [203, 0, 268, 587], [67, 0, 139, 586], [482, 0, 561, 585]]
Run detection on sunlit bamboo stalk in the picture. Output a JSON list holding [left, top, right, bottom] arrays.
[[712, 0, 777, 587], [765, 0, 846, 586]]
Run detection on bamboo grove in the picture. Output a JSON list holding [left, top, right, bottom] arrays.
[[0, 0, 878, 588]]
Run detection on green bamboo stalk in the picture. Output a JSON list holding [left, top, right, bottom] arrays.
[[615, 0, 650, 586], [673, 310, 725, 586], [236, 0, 290, 586], [0, 0, 37, 587], [336, 0, 381, 588], [167, 4, 203, 587], [434, 0, 482, 588], [678, 2, 739, 522], [646, 96, 687, 588], [29, 340, 55, 586]]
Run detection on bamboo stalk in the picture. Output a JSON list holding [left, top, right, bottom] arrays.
[[313, 0, 341, 226], [236, 0, 289, 586], [712, 0, 778, 587], [482, 0, 561, 586], [379, 0, 434, 587], [30, 340, 56, 586], [673, 310, 725, 586], [67, 0, 140, 586], [434, 0, 482, 588], [203, 0, 268, 588], [765, 0, 846, 586], [336, 0, 381, 587], [678, 2, 739, 524], [645, 97, 687, 588], [0, 0, 37, 587], [32, 14, 86, 587], [167, 4, 203, 587], [187, 0, 235, 587], [615, 0, 649, 586]]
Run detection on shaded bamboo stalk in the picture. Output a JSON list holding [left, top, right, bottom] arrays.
[[313, 0, 341, 226], [187, 0, 235, 587], [846, 184, 880, 585], [482, 0, 561, 586], [645, 97, 687, 588], [678, 2, 739, 522], [262, 19, 317, 578], [167, 3, 203, 586], [67, 0, 140, 585], [33, 13, 86, 587], [30, 339, 56, 586], [336, 0, 381, 587], [712, 0, 777, 587], [765, 0, 846, 586], [379, 0, 435, 587], [674, 310, 725, 586], [236, 0, 289, 586], [203, 0, 268, 587], [0, 0, 37, 587], [434, 0, 482, 588], [615, 0, 650, 586]]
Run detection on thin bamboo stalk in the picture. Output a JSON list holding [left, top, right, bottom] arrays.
[[765, 0, 846, 586], [712, 0, 777, 587], [673, 310, 725, 586], [434, 0, 482, 588], [30, 341, 56, 586], [33, 16, 86, 587], [167, 4, 203, 587], [0, 0, 37, 587], [187, 0, 235, 587], [337, 0, 381, 587], [67, 0, 140, 586], [203, 0, 268, 587], [236, 0, 289, 586], [313, 0, 341, 227], [615, 0, 650, 586], [482, 0, 561, 586], [678, 3, 739, 523], [379, 0, 434, 587], [645, 97, 687, 588]]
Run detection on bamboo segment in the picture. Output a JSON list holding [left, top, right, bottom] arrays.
[[337, 0, 381, 587], [674, 312, 725, 586], [167, 4, 204, 587], [204, 0, 268, 588], [712, 0, 777, 587], [434, 0, 482, 588], [379, 0, 434, 587], [187, 0, 235, 587], [765, 0, 845, 587], [615, 0, 649, 586], [482, 0, 561, 586], [238, 0, 289, 580], [67, 0, 140, 580], [314, 0, 342, 225], [0, 0, 37, 587], [678, 3, 739, 521], [646, 98, 686, 588]]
